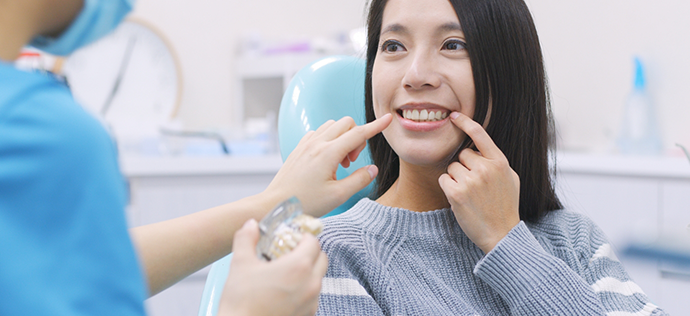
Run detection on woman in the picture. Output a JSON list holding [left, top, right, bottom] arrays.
[[316, 0, 666, 315], [0, 0, 392, 315]]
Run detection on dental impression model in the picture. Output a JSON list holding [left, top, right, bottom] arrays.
[[256, 197, 324, 261]]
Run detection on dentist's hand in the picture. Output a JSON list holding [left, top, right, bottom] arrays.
[[438, 112, 520, 254], [265, 114, 392, 217], [219, 219, 327, 316]]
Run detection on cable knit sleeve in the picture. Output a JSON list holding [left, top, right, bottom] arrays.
[[473, 215, 667, 316]]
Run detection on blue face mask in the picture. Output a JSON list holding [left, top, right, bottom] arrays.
[[30, 0, 135, 56]]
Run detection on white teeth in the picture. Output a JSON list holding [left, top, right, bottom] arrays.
[[402, 109, 448, 122]]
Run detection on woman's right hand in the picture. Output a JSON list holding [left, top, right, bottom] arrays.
[[264, 114, 392, 217]]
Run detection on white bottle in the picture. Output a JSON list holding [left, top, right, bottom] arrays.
[[617, 57, 663, 155]]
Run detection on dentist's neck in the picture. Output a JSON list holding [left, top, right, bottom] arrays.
[[0, 1, 40, 62], [0, 0, 83, 62]]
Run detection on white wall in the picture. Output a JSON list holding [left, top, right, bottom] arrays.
[[131, 0, 690, 154], [527, 0, 690, 154]]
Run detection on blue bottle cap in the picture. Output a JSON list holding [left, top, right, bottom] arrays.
[[634, 57, 645, 91]]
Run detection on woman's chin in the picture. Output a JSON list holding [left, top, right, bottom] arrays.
[[397, 151, 454, 169]]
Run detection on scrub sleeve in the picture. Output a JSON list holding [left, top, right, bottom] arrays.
[[0, 62, 147, 316]]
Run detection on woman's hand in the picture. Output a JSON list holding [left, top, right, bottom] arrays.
[[264, 114, 392, 217], [438, 112, 520, 253], [218, 219, 327, 316]]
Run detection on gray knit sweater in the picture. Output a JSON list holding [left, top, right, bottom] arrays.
[[316, 198, 666, 316]]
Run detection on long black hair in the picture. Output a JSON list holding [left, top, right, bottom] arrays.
[[364, 0, 562, 222]]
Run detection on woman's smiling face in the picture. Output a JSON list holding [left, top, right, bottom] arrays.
[[372, 0, 475, 168]]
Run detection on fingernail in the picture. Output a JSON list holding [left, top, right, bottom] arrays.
[[367, 165, 378, 179], [450, 112, 460, 119]]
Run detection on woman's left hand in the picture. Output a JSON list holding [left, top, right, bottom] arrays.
[[438, 112, 520, 254]]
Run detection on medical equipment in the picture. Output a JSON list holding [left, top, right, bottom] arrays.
[[197, 55, 368, 316], [256, 197, 323, 261]]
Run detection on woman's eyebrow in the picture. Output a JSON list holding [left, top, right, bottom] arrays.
[[381, 22, 463, 36], [381, 23, 407, 36], [437, 22, 463, 34]]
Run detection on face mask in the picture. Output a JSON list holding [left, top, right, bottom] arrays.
[[30, 0, 135, 56]]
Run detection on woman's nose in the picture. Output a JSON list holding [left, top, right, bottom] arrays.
[[402, 53, 441, 90]]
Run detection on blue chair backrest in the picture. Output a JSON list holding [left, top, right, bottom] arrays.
[[198, 55, 368, 316]]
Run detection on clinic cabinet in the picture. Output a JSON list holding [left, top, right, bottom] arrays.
[[555, 152, 690, 315], [122, 152, 690, 316]]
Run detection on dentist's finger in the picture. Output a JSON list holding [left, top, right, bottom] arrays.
[[314, 251, 328, 279], [340, 142, 368, 169], [330, 114, 392, 158], [449, 112, 502, 160], [314, 119, 337, 135], [231, 219, 261, 262], [346, 142, 367, 164], [319, 116, 357, 141], [282, 234, 323, 267], [340, 156, 352, 169], [301, 130, 316, 143], [332, 165, 378, 201]]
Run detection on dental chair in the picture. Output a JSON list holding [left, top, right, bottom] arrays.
[[197, 55, 370, 316]]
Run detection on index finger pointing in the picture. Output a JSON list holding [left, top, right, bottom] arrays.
[[331, 113, 392, 156], [449, 112, 502, 159]]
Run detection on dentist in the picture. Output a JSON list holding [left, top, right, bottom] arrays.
[[0, 1, 392, 315]]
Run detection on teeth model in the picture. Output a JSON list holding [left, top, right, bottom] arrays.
[[265, 214, 324, 260], [402, 109, 448, 122]]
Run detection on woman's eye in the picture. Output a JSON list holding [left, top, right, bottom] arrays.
[[442, 39, 467, 51], [381, 40, 405, 53]]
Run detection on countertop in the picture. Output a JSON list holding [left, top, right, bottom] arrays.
[[120, 152, 690, 179]]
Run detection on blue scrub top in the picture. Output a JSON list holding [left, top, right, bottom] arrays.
[[0, 62, 147, 315]]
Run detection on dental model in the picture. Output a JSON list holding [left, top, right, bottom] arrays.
[[265, 214, 324, 260], [256, 197, 324, 261]]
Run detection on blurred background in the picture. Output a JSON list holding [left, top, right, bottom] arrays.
[[129, 0, 690, 155], [19, 0, 690, 315]]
